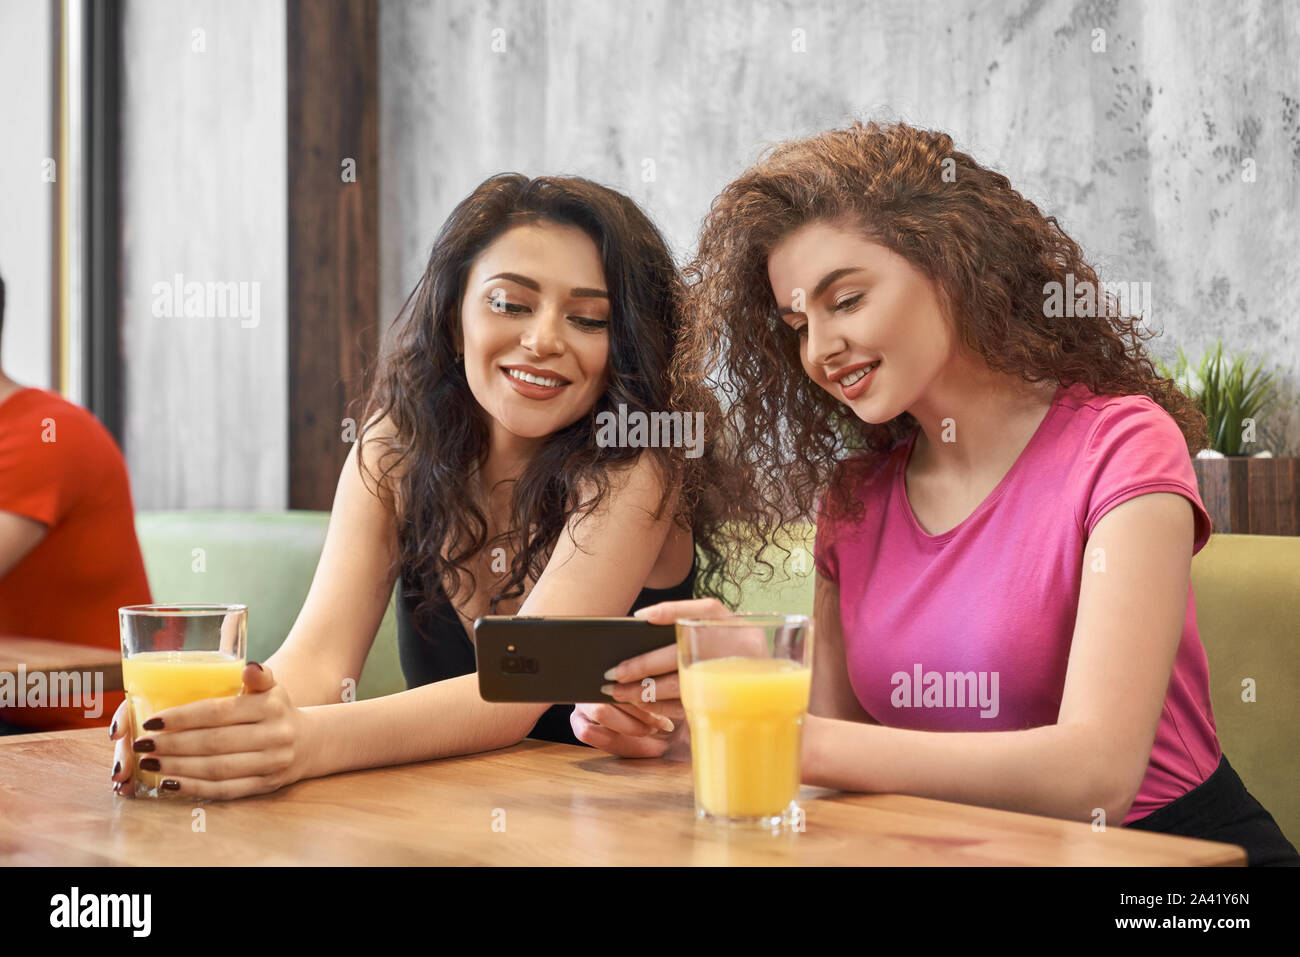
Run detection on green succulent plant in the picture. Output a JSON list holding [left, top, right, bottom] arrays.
[[1155, 340, 1279, 455]]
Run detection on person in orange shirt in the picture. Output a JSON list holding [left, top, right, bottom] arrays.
[[0, 272, 152, 732]]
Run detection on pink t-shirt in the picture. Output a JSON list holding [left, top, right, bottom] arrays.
[[813, 381, 1221, 825]]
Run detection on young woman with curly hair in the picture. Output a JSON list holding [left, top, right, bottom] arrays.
[[109, 173, 733, 796], [615, 121, 1298, 864]]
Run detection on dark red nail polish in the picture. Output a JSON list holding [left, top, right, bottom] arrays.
[[139, 757, 161, 771], [142, 717, 164, 731], [110, 719, 117, 737], [133, 738, 155, 753], [112, 760, 121, 777], [161, 779, 181, 791]]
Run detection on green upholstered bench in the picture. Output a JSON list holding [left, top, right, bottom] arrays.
[[134, 512, 1296, 844], [134, 511, 404, 702]]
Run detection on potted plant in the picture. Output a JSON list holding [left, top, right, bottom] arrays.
[[1157, 340, 1297, 535]]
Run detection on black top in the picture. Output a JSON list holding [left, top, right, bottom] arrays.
[[396, 549, 697, 748]]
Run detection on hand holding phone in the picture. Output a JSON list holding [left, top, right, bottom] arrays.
[[571, 597, 733, 758]]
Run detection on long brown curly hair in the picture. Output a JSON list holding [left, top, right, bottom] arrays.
[[353, 173, 731, 628], [675, 120, 1207, 584]]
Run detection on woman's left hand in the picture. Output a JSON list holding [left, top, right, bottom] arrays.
[[109, 662, 317, 800]]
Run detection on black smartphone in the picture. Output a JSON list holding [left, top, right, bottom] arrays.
[[473, 616, 677, 703]]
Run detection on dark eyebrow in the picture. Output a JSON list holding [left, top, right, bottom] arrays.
[[485, 272, 540, 291], [484, 272, 609, 299], [776, 267, 863, 315]]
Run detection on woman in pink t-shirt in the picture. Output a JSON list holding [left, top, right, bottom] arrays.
[[593, 121, 1297, 865]]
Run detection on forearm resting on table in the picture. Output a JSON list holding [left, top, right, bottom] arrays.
[[263, 645, 351, 708], [299, 674, 547, 780], [804, 715, 1131, 824]]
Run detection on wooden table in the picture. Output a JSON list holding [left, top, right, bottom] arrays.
[[0, 635, 123, 692], [0, 728, 1246, 865]]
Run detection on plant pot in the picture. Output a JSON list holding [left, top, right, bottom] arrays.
[[1192, 457, 1300, 535]]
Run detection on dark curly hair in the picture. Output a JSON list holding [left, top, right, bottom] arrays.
[[676, 119, 1207, 584], [355, 173, 729, 626]]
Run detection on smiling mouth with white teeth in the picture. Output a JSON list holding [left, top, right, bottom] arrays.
[[505, 368, 568, 388], [839, 361, 880, 386]]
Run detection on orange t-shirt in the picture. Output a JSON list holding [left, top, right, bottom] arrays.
[[0, 387, 152, 730]]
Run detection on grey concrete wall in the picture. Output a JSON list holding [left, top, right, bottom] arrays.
[[0, 0, 54, 389], [120, 0, 287, 507], [380, 0, 1300, 454]]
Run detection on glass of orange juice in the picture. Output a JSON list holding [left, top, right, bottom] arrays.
[[677, 613, 813, 829], [118, 604, 247, 797]]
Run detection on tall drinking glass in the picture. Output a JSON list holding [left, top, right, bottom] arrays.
[[677, 613, 813, 829], [119, 604, 247, 797]]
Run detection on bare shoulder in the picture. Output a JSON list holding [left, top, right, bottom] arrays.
[[354, 410, 411, 510], [607, 450, 675, 493], [575, 452, 678, 520]]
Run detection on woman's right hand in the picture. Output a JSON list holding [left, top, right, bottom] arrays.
[[571, 597, 736, 758], [570, 699, 676, 758], [571, 636, 683, 758]]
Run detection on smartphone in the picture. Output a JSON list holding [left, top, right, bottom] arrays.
[[474, 616, 677, 703]]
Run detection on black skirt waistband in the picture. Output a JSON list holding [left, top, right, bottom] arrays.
[[1126, 754, 1299, 866]]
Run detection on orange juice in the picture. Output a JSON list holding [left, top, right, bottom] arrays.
[[121, 650, 245, 793], [680, 656, 812, 821]]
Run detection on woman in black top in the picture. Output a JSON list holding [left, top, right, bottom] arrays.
[[110, 173, 731, 798]]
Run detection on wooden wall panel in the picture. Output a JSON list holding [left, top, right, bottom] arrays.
[[1194, 458, 1300, 536], [287, 0, 379, 510]]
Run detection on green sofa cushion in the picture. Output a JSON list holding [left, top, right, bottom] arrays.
[[1187, 534, 1300, 849], [134, 511, 403, 702]]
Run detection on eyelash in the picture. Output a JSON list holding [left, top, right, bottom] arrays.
[[486, 297, 609, 331], [789, 293, 865, 336]]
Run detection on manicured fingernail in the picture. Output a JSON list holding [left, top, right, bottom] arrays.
[[133, 738, 155, 753], [110, 719, 117, 737], [603, 668, 619, 682], [161, 779, 181, 791], [657, 716, 675, 733], [632, 608, 649, 618], [112, 760, 121, 777], [142, 717, 164, 731], [139, 757, 161, 771], [248, 662, 263, 672], [113, 782, 122, 794], [599, 683, 615, 696]]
